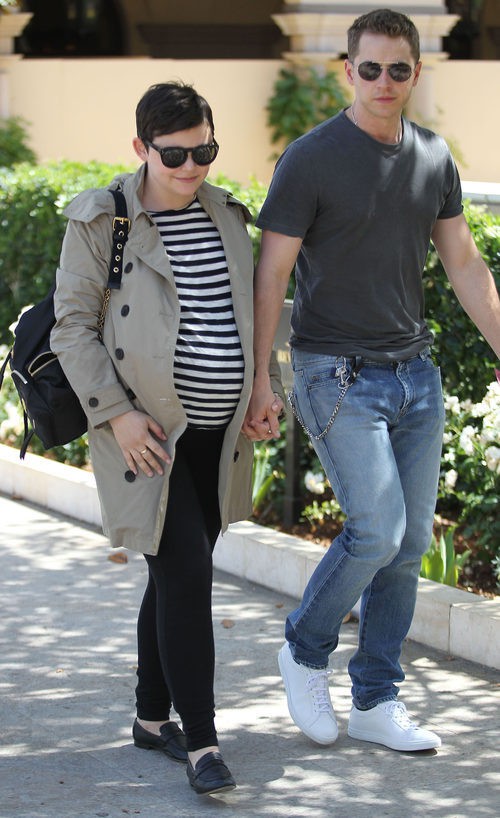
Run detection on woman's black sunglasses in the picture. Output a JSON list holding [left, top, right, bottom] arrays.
[[146, 140, 219, 168], [356, 61, 414, 83]]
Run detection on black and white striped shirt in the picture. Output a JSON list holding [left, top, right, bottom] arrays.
[[150, 199, 244, 428]]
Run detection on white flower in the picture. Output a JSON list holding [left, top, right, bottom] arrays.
[[444, 395, 461, 415], [443, 451, 456, 463], [444, 469, 458, 490], [480, 427, 499, 446], [459, 425, 476, 456], [305, 470, 326, 495], [484, 446, 500, 474], [442, 431, 453, 445], [471, 382, 500, 419]]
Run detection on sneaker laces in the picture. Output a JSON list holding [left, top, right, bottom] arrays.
[[385, 701, 417, 730], [305, 669, 333, 713]]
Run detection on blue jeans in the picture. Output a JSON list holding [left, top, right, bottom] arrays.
[[287, 348, 445, 709]]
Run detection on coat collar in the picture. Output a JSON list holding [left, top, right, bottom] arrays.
[[63, 164, 252, 225]]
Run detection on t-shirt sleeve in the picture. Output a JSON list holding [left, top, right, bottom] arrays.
[[256, 142, 318, 238], [437, 151, 463, 220]]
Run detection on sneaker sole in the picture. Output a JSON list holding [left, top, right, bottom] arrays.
[[347, 725, 441, 751], [278, 647, 338, 746]]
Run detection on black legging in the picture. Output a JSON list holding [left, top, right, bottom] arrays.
[[135, 427, 225, 751]]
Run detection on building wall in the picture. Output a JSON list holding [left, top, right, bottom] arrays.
[[3, 56, 500, 184]]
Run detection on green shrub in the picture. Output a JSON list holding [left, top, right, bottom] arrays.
[[0, 116, 36, 167], [0, 160, 133, 344], [425, 202, 500, 399]]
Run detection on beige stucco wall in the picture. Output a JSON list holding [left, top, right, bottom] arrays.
[[3, 58, 282, 183], [2, 56, 500, 184]]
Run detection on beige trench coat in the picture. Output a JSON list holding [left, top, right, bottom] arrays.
[[51, 165, 283, 555]]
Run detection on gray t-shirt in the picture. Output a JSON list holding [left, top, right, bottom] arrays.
[[256, 111, 463, 361]]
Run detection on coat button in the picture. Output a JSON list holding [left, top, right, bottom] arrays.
[[233, 450, 240, 462], [121, 305, 130, 316], [124, 470, 136, 483], [88, 397, 99, 407], [124, 262, 133, 273], [115, 348, 124, 360]]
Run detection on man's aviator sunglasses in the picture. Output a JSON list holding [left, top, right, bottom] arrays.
[[145, 139, 219, 168], [354, 61, 415, 83]]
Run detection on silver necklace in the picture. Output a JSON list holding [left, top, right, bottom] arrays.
[[350, 104, 402, 144]]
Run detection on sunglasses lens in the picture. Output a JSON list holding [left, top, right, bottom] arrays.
[[358, 61, 382, 81], [160, 148, 187, 168], [192, 143, 219, 165], [159, 143, 218, 168], [357, 61, 413, 82], [388, 63, 413, 82]]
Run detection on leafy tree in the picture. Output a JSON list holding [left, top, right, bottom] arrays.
[[266, 66, 349, 150]]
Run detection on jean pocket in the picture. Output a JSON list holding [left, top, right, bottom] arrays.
[[290, 361, 356, 441], [302, 356, 352, 390]]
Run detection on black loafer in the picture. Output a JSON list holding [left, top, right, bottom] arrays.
[[187, 751, 236, 795], [133, 718, 187, 763]]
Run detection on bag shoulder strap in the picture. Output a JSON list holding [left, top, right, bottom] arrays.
[[107, 186, 130, 290], [97, 187, 130, 338]]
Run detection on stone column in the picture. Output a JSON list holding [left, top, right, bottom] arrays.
[[0, 11, 32, 118]]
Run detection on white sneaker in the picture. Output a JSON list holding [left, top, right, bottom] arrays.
[[278, 642, 338, 745], [348, 701, 441, 751]]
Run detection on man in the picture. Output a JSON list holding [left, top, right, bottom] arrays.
[[243, 9, 500, 752]]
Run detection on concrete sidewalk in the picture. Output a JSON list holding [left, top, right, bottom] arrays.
[[0, 493, 498, 818]]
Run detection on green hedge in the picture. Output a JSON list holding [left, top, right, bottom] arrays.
[[0, 160, 133, 344], [0, 164, 498, 397]]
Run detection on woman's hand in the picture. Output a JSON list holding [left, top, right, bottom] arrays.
[[109, 410, 171, 477]]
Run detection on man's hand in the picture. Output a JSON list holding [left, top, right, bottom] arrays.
[[242, 375, 284, 441], [109, 410, 171, 476]]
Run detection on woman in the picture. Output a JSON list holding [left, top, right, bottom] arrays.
[[51, 82, 283, 795]]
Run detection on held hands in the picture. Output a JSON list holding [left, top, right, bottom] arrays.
[[109, 410, 171, 477], [242, 376, 284, 442]]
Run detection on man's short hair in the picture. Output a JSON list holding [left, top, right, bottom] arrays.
[[347, 8, 420, 64], [136, 82, 215, 144]]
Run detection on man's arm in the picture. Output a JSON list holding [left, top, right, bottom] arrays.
[[431, 214, 500, 359], [242, 230, 302, 438]]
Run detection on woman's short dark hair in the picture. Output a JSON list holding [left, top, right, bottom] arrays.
[[347, 8, 420, 64], [136, 82, 215, 143]]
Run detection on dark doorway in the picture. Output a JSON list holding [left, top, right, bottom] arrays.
[[17, 0, 125, 57]]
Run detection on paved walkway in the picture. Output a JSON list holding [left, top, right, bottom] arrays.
[[0, 493, 498, 818]]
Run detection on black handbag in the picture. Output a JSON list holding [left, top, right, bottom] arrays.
[[0, 186, 130, 458]]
